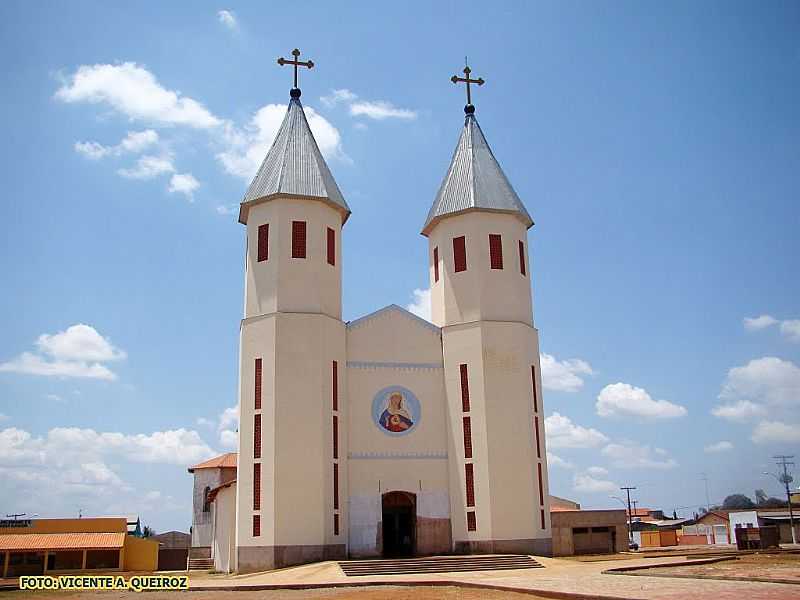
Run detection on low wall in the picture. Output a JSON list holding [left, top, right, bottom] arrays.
[[123, 536, 159, 571]]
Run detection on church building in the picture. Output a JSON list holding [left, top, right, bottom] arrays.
[[193, 50, 552, 573]]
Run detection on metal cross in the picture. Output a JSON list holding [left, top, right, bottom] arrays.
[[277, 48, 314, 89], [451, 62, 485, 107]]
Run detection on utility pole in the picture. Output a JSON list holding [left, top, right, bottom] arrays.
[[700, 473, 711, 513], [621, 486, 637, 543], [774, 455, 796, 545]]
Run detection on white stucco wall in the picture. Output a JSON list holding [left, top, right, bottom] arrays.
[[212, 484, 237, 573]]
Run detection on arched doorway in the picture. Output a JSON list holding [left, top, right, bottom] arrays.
[[381, 491, 416, 557]]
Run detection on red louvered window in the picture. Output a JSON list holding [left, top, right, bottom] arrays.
[[254, 414, 262, 459], [467, 511, 477, 532], [534, 416, 541, 459], [465, 463, 475, 507], [537, 463, 545, 506], [463, 416, 473, 459], [519, 240, 526, 276], [453, 236, 467, 272], [334, 513, 340, 536], [253, 514, 261, 537], [333, 415, 338, 459], [327, 227, 335, 266], [332, 361, 338, 411], [489, 234, 503, 269], [540, 509, 546, 530], [433, 247, 439, 282], [531, 365, 538, 413], [255, 358, 262, 410], [292, 221, 307, 258], [253, 463, 261, 511], [333, 463, 339, 510], [257, 224, 269, 262], [460, 364, 470, 412]]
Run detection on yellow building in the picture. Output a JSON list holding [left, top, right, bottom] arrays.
[[0, 517, 158, 577]]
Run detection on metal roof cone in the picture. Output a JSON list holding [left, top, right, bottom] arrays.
[[240, 96, 350, 224], [422, 113, 532, 235]]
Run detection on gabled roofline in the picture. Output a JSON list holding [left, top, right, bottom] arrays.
[[347, 304, 440, 334]]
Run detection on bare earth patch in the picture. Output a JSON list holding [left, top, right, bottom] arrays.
[[635, 553, 800, 583]]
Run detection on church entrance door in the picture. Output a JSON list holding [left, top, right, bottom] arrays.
[[381, 491, 416, 557]]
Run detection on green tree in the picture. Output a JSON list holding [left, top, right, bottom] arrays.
[[722, 494, 755, 509], [142, 525, 155, 537]]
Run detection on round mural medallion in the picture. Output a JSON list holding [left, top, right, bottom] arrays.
[[371, 386, 421, 436]]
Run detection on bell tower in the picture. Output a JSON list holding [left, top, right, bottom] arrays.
[[424, 64, 552, 555], [235, 49, 349, 572]]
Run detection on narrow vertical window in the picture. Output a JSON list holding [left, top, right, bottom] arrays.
[[453, 236, 467, 272], [333, 463, 339, 510], [460, 364, 470, 412], [467, 511, 477, 532], [255, 358, 262, 410], [433, 246, 439, 282], [334, 513, 340, 536], [519, 240, 526, 276], [333, 415, 339, 459], [254, 414, 262, 459], [257, 224, 269, 262], [540, 509, 546, 530], [463, 416, 473, 459], [537, 463, 545, 506], [332, 361, 338, 411], [465, 463, 475, 507], [531, 365, 538, 413], [534, 416, 541, 459], [292, 220, 307, 258], [253, 514, 261, 537], [489, 234, 503, 269], [253, 463, 261, 511], [327, 227, 336, 266]]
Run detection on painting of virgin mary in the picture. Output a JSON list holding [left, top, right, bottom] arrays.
[[379, 391, 414, 433]]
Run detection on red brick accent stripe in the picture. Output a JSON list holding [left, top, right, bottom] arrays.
[[534, 415, 541, 459], [463, 416, 473, 459], [465, 463, 475, 507], [519, 240, 526, 276], [253, 514, 260, 537], [531, 365, 538, 413], [327, 227, 335, 266], [467, 511, 477, 532], [489, 234, 503, 270], [460, 364, 470, 412], [433, 246, 439, 282], [253, 463, 261, 511], [254, 414, 262, 459], [292, 220, 306, 258], [453, 236, 467, 273], [333, 463, 339, 510], [255, 358, 262, 410], [257, 224, 269, 262], [537, 462, 544, 506], [333, 415, 338, 460], [332, 361, 338, 411]]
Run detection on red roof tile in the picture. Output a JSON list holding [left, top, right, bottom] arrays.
[[188, 452, 237, 473], [0, 533, 125, 551]]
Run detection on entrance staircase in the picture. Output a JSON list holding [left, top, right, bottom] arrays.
[[186, 557, 214, 570], [338, 554, 543, 576]]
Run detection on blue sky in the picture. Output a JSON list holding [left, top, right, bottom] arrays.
[[1, 1, 798, 532]]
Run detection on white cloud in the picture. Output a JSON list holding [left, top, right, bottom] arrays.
[[573, 473, 617, 493], [45, 393, 64, 402], [217, 103, 346, 180], [118, 154, 175, 180], [199, 404, 239, 449], [216, 205, 237, 216], [547, 453, 574, 469], [751, 421, 800, 444], [596, 382, 687, 419], [0, 324, 125, 381], [540, 353, 594, 392], [602, 442, 678, 469], [76, 130, 160, 160], [744, 314, 779, 331], [217, 10, 237, 29], [780, 320, 800, 342], [349, 100, 417, 121], [718, 356, 800, 409], [586, 466, 609, 477], [711, 399, 766, 422], [704, 440, 734, 453], [219, 429, 238, 450], [320, 89, 358, 107], [544, 412, 609, 449], [0, 414, 8, 422], [168, 173, 200, 200], [56, 63, 220, 129], [406, 288, 432, 322]]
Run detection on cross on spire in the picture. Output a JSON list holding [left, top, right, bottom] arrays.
[[451, 60, 485, 114], [277, 48, 314, 98]]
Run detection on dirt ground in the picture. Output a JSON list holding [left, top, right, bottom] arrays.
[[637, 552, 800, 582], [3, 585, 553, 599]]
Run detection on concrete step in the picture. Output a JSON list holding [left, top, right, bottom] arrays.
[[187, 558, 214, 570], [339, 554, 543, 576]]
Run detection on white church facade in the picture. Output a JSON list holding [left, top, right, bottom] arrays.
[[190, 56, 552, 573]]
